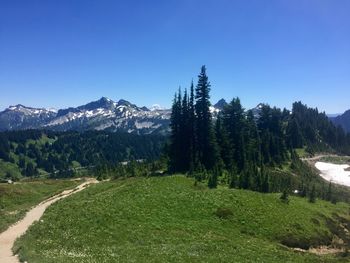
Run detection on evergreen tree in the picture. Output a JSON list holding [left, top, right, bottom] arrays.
[[25, 162, 36, 177], [180, 88, 191, 171], [222, 97, 246, 172], [261, 166, 270, 193], [309, 185, 316, 203], [195, 65, 218, 170], [228, 166, 237, 188], [208, 165, 219, 189], [286, 117, 304, 148], [327, 182, 332, 202], [188, 81, 196, 172], [169, 91, 182, 172], [215, 113, 233, 170], [280, 189, 290, 204]]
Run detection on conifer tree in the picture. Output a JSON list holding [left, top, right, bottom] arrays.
[[228, 166, 237, 188], [222, 97, 246, 172], [208, 165, 219, 188], [195, 65, 218, 170], [180, 88, 190, 171], [309, 185, 316, 203], [215, 113, 233, 170], [286, 117, 304, 148], [169, 91, 182, 172], [188, 81, 196, 172], [327, 182, 332, 202], [261, 166, 270, 193], [280, 189, 290, 204]]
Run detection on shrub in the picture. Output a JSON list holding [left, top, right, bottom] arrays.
[[214, 207, 233, 219]]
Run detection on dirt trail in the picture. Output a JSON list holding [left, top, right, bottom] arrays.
[[0, 178, 98, 263]]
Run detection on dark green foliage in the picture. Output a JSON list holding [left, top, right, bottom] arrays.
[[327, 182, 332, 202], [257, 105, 287, 165], [195, 66, 218, 170], [0, 130, 165, 179], [94, 159, 167, 180], [215, 114, 233, 170], [280, 189, 290, 204], [169, 66, 218, 174], [291, 101, 350, 154], [261, 166, 270, 193], [286, 117, 304, 148], [214, 207, 233, 219], [208, 165, 219, 189], [168, 67, 350, 200], [25, 162, 37, 177], [309, 185, 316, 203], [228, 167, 238, 188]]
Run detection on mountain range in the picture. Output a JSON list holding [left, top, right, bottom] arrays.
[[0, 97, 226, 134]]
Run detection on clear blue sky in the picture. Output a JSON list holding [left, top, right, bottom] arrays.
[[1, 0, 349, 113]]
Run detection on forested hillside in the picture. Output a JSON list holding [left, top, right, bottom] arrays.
[[0, 130, 165, 180], [168, 66, 350, 202]]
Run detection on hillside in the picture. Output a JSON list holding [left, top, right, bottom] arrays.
[[330, 110, 350, 133], [14, 176, 350, 262], [0, 130, 165, 181]]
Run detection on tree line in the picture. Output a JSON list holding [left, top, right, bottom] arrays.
[[168, 65, 350, 202], [0, 130, 165, 179]]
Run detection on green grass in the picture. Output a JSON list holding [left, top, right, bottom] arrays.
[[14, 176, 350, 262], [295, 147, 309, 158], [0, 179, 81, 233]]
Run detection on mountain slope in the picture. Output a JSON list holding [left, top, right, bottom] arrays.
[[330, 110, 350, 133], [0, 105, 57, 131]]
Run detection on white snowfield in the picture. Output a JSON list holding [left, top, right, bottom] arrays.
[[315, 162, 350, 187]]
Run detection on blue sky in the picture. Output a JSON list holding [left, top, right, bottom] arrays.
[[0, 0, 349, 113]]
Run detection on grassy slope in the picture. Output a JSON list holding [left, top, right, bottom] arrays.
[[15, 176, 350, 263], [0, 159, 22, 180], [0, 179, 80, 232]]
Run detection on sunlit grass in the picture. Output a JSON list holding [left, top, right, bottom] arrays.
[[14, 176, 350, 262]]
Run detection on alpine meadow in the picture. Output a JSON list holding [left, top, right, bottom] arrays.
[[1, 1, 350, 263]]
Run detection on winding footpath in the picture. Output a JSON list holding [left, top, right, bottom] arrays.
[[0, 178, 98, 263]]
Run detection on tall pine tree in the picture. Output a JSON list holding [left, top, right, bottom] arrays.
[[195, 65, 218, 170]]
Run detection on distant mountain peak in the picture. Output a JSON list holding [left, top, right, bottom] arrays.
[[117, 99, 134, 107], [100, 96, 112, 102], [214, 99, 227, 110], [150, 104, 165, 111], [6, 104, 57, 114]]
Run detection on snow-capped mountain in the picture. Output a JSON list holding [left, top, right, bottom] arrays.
[[0, 97, 228, 134], [0, 97, 172, 134], [0, 104, 57, 130], [251, 103, 265, 119]]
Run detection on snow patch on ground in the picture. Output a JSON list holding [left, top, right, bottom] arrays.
[[315, 162, 350, 187]]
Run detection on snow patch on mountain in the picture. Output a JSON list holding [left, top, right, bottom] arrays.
[[0, 98, 223, 134], [150, 104, 164, 111]]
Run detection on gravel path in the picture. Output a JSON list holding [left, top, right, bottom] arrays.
[[0, 179, 98, 263]]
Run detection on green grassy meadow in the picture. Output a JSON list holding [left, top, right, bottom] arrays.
[[14, 176, 350, 262], [0, 179, 80, 232]]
